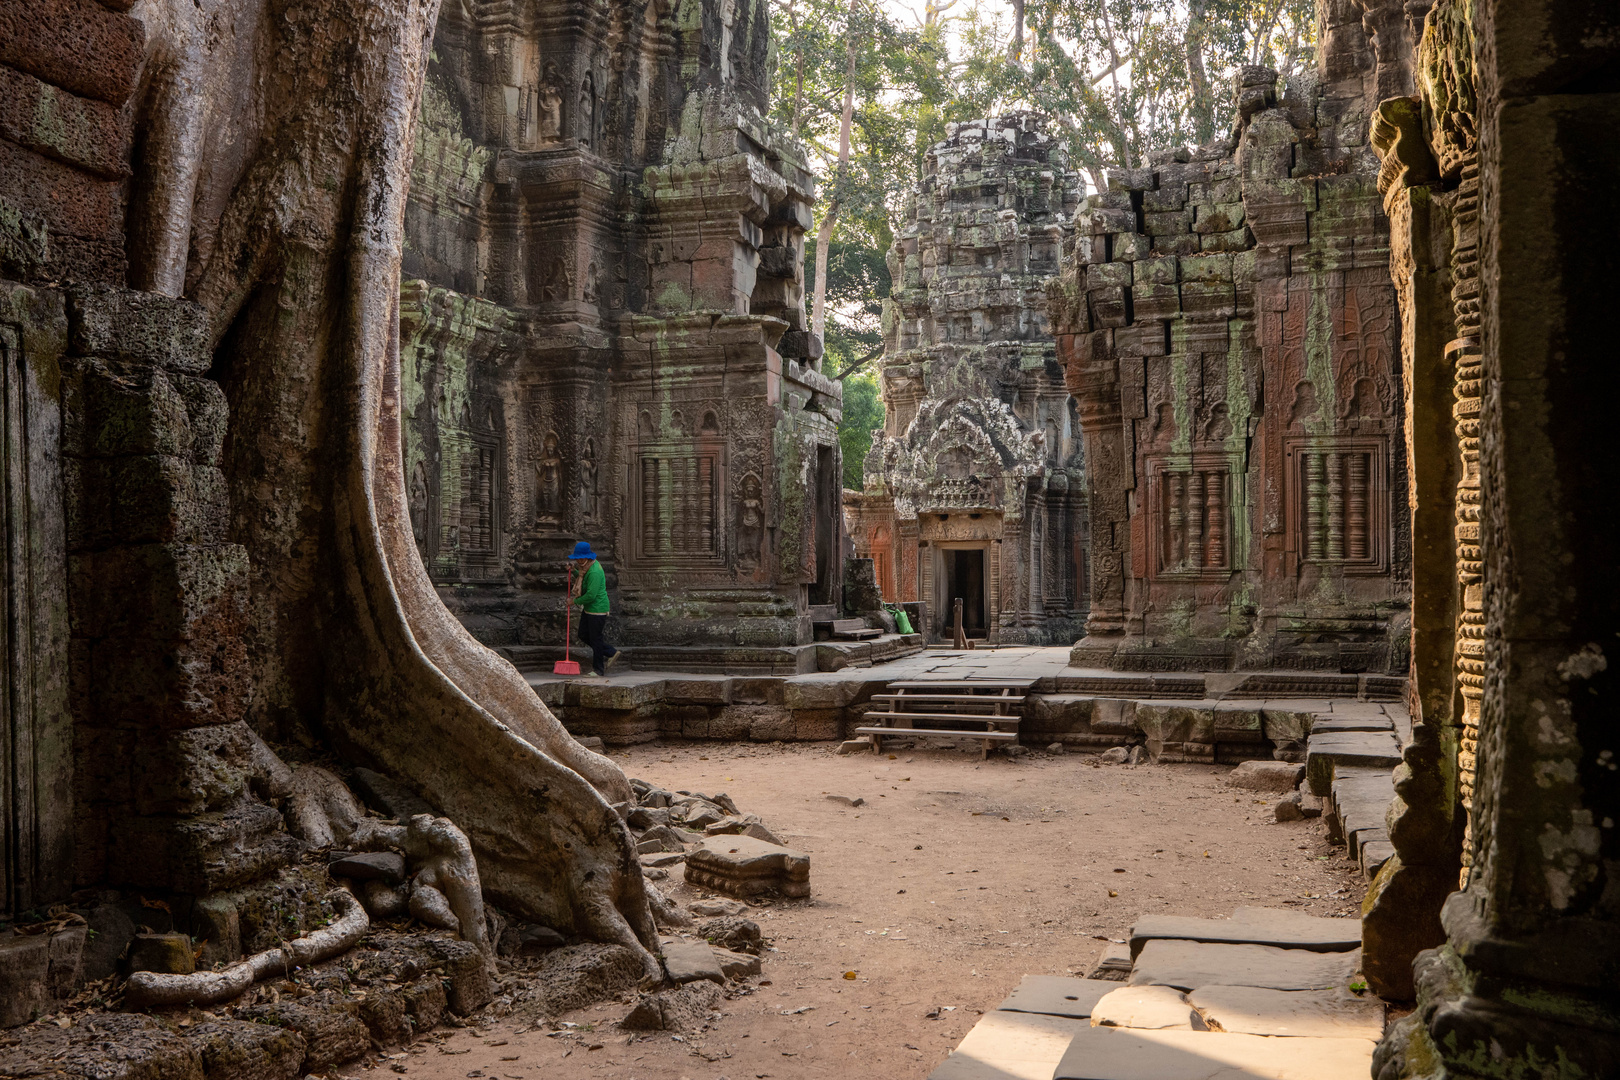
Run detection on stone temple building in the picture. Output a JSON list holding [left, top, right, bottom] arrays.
[[1, 0, 1619, 1076], [1046, 52, 1411, 673], [844, 115, 1087, 644], [399, 0, 846, 668]]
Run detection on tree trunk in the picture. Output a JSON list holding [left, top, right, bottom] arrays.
[[124, 0, 659, 973], [1185, 0, 1215, 145], [811, 0, 860, 344], [1007, 0, 1025, 63]]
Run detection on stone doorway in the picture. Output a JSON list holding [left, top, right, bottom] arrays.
[[938, 545, 987, 638]]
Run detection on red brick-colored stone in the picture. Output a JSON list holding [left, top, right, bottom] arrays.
[[0, 65, 130, 178], [0, 136, 123, 242], [0, 0, 144, 106]]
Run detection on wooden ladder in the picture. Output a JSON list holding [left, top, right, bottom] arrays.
[[852, 679, 1035, 759]]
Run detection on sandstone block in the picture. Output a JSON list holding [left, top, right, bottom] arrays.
[[0, 933, 52, 1027], [129, 931, 195, 974], [685, 835, 810, 898], [1188, 985, 1383, 1039], [1052, 1027, 1375, 1080], [67, 284, 212, 371], [715, 947, 761, 978], [661, 939, 725, 984], [620, 979, 723, 1032], [186, 1018, 306, 1080], [0, 0, 144, 105], [1130, 908, 1360, 957], [931, 1010, 1088, 1080], [1090, 985, 1196, 1029], [0, 66, 129, 179], [329, 851, 407, 884], [997, 975, 1119, 1019], [1224, 760, 1305, 793], [1129, 940, 1362, 992]]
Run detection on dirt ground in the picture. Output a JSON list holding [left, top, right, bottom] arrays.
[[351, 741, 1367, 1080]]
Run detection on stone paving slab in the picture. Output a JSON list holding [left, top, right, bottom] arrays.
[[1129, 940, 1361, 992], [1306, 731, 1401, 795], [1129, 908, 1361, 958], [1090, 985, 1197, 1029], [1052, 1027, 1376, 1080], [996, 975, 1119, 1019], [927, 1010, 1090, 1080], [1188, 986, 1385, 1040], [1309, 716, 1394, 734]]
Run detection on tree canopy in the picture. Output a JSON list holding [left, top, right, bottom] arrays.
[[775, 0, 1315, 485]]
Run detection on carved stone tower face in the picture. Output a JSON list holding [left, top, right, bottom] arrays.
[[844, 114, 1088, 644], [400, 0, 835, 660]]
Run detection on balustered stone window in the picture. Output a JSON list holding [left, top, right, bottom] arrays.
[[1284, 437, 1388, 573], [1146, 454, 1238, 578]]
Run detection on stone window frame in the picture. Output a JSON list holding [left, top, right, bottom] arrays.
[[1143, 451, 1242, 581], [1282, 434, 1390, 576]]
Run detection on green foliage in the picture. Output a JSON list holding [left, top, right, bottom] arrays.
[[838, 372, 885, 489]]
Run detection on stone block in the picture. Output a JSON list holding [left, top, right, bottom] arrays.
[[1090, 698, 1137, 735], [78, 903, 134, 981], [1143, 185, 1187, 212], [1134, 703, 1215, 756], [77, 362, 192, 458], [133, 721, 259, 815], [0, 0, 145, 106], [191, 894, 241, 968], [1111, 233, 1151, 261], [91, 629, 250, 728], [1105, 167, 1156, 192], [0, 65, 129, 179], [68, 456, 230, 549], [1129, 939, 1362, 992], [1090, 286, 1128, 327], [1052, 1027, 1375, 1080], [0, 137, 122, 243], [1089, 208, 1135, 234], [67, 284, 211, 370], [1187, 985, 1382, 1040], [329, 851, 407, 884], [1144, 209, 1192, 235], [1210, 703, 1264, 743], [661, 939, 725, 984], [1191, 202, 1246, 234], [237, 993, 370, 1073], [1305, 731, 1401, 795], [1135, 257, 1179, 285], [129, 931, 195, 974], [1090, 985, 1196, 1029], [0, 932, 52, 1027], [997, 975, 1119, 1019], [187, 1018, 306, 1080], [1224, 760, 1304, 793], [1200, 226, 1253, 252], [620, 980, 724, 1032], [1087, 262, 1133, 289], [108, 801, 302, 894], [0, 1014, 202, 1076], [685, 835, 810, 898], [1130, 907, 1360, 958], [70, 542, 248, 640], [931, 1010, 1088, 1080]]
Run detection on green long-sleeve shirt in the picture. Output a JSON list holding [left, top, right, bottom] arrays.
[[572, 560, 609, 614]]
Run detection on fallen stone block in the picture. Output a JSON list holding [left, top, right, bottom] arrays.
[[1089, 942, 1133, 981], [1225, 760, 1305, 793], [129, 931, 195, 975], [237, 992, 370, 1073], [715, 947, 762, 979], [688, 898, 747, 917], [1091, 985, 1197, 1029], [619, 979, 723, 1032], [836, 739, 871, 755], [661, 939, 725, 984], [705, 814, 783, 845], [328, 851, 406, 885], [186, 1017, 306, 1080], [522, 942, 645, 1015], [1188, 985, 1384, 1039], [1130, 907, 1360, 957], [997, 975, 1119, 1019], [686, 835, 811, 898], [695, 915, 762, 954], [0, 1013, 203, 1076], [1129, 940, 1362, 992], [1052, 1026, 1376, 1080]]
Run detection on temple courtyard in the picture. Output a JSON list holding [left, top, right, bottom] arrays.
[[361, 737, 1367, 1080]]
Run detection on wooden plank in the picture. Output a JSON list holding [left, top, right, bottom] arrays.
[[886, 679, 1038, 690], [852, 726, 1019, 740], [861, 711, 1023, 725], [871, 693, 1027, 704]]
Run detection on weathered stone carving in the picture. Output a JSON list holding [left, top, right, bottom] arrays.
[[845, 114, 1087, 643], [1047, 17, 1411, 673]]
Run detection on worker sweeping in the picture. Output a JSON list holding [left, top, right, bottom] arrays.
[[569, 541, 619, 677]]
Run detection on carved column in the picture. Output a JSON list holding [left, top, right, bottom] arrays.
[[1059, 330, 1129, 648]]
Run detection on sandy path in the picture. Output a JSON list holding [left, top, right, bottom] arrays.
[[350, 742, 1365, 1080]]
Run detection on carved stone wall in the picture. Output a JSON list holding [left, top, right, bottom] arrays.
[[1047, 6, 1414, 672], [401, 0, 835, 655], [845, 114, 1087, 644]]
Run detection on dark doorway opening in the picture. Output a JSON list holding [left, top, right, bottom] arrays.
[[941, 547, 986, 637], [809, 444, 839, 606]]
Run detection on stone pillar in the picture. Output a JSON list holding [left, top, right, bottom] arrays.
[[1061, 329, 1129, 653], [1376, 0, 1620, 1072], [0, 285, 71, 919]]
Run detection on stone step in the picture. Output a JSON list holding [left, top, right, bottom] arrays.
[[927, 1009, 1090, 1080], [1305, 730, 1402, 795], [1091, 984, 1198, 1029], [996, 975, 1120, 1019], [1187, 985, 1385, 1040], [1129, 940, 1361, 992], [1129, 907, 1361, 958], [1052, 1027, 1376, 1080]]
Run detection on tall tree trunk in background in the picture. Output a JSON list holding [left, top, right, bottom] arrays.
[[790, 0, 804, 137], [811, 0, 859, 345], [124, 0, 659, 974], [1007, 0, 1025, 63], [1185, 0, 1215, 145]]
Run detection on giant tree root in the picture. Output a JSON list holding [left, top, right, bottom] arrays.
[[125, 889, 368, 1008]]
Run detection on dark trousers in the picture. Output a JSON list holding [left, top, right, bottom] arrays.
[[578, 612, 617, 675]]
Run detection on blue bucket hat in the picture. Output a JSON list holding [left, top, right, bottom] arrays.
[[569, 541, 597, 560]]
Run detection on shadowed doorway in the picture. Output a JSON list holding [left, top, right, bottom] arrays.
[[940, 547, 986, 638]]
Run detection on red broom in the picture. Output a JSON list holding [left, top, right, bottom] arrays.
[[554, 560, 581, 675]]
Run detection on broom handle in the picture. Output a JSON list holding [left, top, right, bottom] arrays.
[[564, 561, 572, 662]]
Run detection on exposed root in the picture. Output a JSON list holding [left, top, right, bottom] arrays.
[[124, 889, 368, 1008]]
